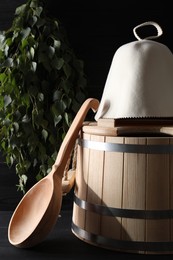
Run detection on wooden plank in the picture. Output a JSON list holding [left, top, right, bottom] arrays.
[[146, 138, 170, 242], [72, 132, 91, 230], [85, 134, 105, 234], [122, 137, 146, 244], [83, 123, 173, 138], [101, 136, 124, 239]]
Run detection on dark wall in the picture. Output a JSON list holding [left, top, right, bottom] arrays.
[[0, 0, 26, 30], [0, 1, 173, 100], [52, 1, 173, 100]]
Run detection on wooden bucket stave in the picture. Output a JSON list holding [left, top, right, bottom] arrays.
[[72, 123, 173, 254]]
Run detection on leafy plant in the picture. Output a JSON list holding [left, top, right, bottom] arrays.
[[0, 0, 87, 193]]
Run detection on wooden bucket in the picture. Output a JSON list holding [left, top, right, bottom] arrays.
[[72, 122, 173, 254]]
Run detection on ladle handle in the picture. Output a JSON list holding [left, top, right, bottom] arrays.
[[52, 98, 99, 177]]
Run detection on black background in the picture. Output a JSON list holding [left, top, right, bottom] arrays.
[[0, 1, 173, 101]]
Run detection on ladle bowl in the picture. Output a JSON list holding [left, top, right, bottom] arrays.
[[8, 98, 99, 248]]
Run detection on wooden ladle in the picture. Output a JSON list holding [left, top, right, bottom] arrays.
[[8, 98, 99, 248]]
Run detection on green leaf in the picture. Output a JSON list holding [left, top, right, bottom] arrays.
[[64, 112, 70, 126], [51, 56, 64, 70], [53, 39, 61, 49], [54, 114, 62, 126], [1, 58, 13, 67], [51, 102, 63, 116], [63, 63, 71, 78], [21, 27, 31, 40], [21, 94, 30, 107], [31, 61, 37, 72], [29, 15, 37, 27], [0, 33, 5, 48], [13, 122, 19, 132], [33, 6, 43, 17], [0, 73, 7, 82], [30, 47, 35, 59], [21, 38, 28, 49], [48, 46, 55, 59], [4, 45, 9, 57], [35, 18, 45, 28], [12, 31, 19, 41], [53, 90, 62, 101], [2, 118, 11, 126], [42, 129, 48, 142], [4, 95, 12, 107], [37, 92, 44, 102], [15, 4, 26, 16]]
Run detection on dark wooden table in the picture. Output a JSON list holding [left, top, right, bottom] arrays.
[[1, 162, 173, 259], [2, 209, 173, 260]]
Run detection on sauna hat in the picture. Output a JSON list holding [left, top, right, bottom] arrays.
[[95, 21, 173, 120]]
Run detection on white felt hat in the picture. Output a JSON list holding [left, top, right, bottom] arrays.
[[95, 21, 173, 120]]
